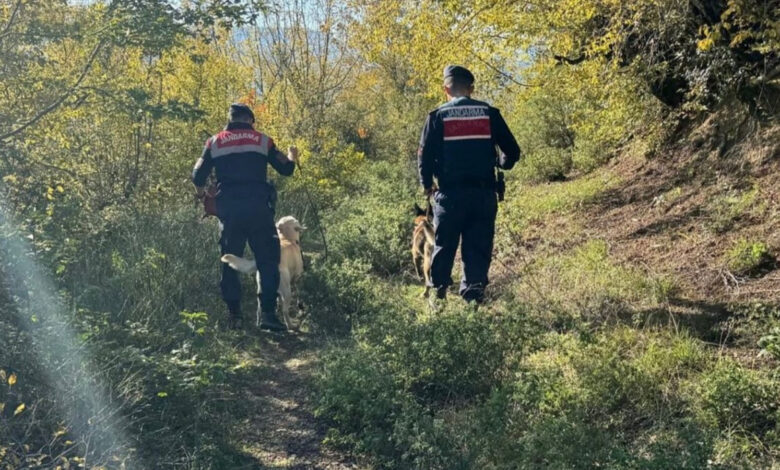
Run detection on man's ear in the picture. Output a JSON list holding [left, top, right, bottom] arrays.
[[414, 203, 426, 216]]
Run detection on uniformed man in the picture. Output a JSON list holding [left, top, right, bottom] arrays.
[[418, 65, 521, 304], [193, 103, 298, 330]]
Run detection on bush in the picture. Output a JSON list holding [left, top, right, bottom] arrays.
[[325, 161, 416, 276], [320, 321, 779, 469], [459, 330, 718, 469], [517, 146, 572, 182], [301, 258, 400, 334], [707, 186, 760, 233], [367, 306, 509, 405], [724, 239, 774, 276], [316, 347, 407, 458], [316, 345, 473, 469], [686, 360, 780, 467], [316, 302, 528, 468], [759, 327, 780, 361]]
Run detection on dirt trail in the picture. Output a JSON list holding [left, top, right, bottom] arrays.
[[232, 332, 362, 470]]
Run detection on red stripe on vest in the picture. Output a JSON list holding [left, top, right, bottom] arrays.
[[443, 118, 491, 139]]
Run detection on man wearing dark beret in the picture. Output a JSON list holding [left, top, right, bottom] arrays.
[[193, 103, 298, 330], [418, 65, 521, 305]]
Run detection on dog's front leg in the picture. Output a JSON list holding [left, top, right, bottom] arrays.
[[279, 269, 293, 330]]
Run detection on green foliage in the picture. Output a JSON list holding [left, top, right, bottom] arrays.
[[317, 303, 524, 469], [687, 360, 780, 467], [724, 239, 774, 275], [727, 302, 780, 349], [500, 170, 619, 229], [759, 327, 780, 361], [301, 258, 397, 335], [511, 61, 652, 181], [319, 314, 780, 469], [725, 240, 773, 275], [514, 239, 678, 328], [324, 161, 416, 275], [707, 185, 760, 233]]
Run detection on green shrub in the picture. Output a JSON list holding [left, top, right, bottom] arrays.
[[325, 161, 416, 275], [458, 329, 715, 469], [301, 259, 404, 334], [686, 360, 780, 467], [517, 147, 572, 182], [317, 345, 474, 469], [707, 186, 760, 233], [367, 305, 509, 405], [724, 239, 774, 275], [728, 302, 780, 349], [759, 327, 780, 361], [316, 347, 406, 457]]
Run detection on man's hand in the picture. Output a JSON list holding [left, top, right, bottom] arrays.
[[195, 186, 206, 199], [288, 146, 299, 163]]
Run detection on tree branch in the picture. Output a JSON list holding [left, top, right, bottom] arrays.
[[0, 40, 105, 142], [0, 0, 23, 42]]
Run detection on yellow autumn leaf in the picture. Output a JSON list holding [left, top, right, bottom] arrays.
[[14, 403, 25, 416], [0, 370, 5, 382], [8, 373, 16, 386]]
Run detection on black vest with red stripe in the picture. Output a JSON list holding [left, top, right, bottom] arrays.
[[205, 124, 275, 198], [436, 97, 498, 188]]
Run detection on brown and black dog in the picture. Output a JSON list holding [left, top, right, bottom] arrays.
[[412, 203, 435, 297]]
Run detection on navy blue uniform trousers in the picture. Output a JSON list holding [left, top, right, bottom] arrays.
[[430, 187, 497, 302], [218, 198, 280, 314]]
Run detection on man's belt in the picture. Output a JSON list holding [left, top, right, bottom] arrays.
[[438, 178, 496, 190]]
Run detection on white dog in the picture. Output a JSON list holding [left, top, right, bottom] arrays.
[[221, 216, 305, 329]]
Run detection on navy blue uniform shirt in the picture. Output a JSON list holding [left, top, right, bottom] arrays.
[[192, 122, 294, 199], [418, 97, 520, 190]]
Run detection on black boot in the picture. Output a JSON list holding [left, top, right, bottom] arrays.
[[256, 294, 286, 331], [226, 300, 243, 330], [435, 286, 448, 300], [258, 310, 286, 332]]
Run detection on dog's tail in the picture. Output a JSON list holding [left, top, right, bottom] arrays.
[[220, 254, 258, 274]]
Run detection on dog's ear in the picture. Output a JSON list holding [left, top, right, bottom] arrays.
[[413, 203, 426, 217]]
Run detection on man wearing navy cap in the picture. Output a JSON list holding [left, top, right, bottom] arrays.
[[193, 103, 298, 330], [418, 65, 521, 304]]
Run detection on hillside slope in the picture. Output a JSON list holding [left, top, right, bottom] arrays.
[[496, 104, 779, 350]]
